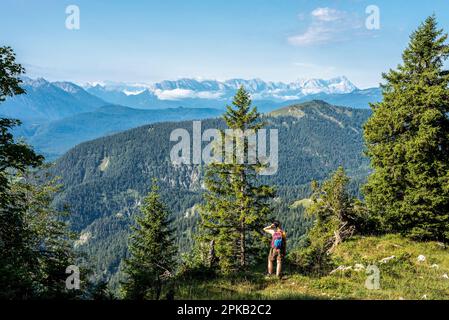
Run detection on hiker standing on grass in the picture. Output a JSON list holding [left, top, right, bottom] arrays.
[[263, 220, 286, 278]]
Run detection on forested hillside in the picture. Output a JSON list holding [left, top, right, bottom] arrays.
[[48, 100, 371, 284]]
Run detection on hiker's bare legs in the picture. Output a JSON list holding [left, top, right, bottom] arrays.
[[268, 249, 282, 277], [268, 257, 274, 275], [276, 257, 282, 277]]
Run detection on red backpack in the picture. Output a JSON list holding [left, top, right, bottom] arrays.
[[271, 230, 284, 249]]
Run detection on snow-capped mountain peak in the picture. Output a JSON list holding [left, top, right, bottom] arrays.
[[293, 76, 357, 95], [52, 81, 85, 94], [81, 76, 358, 102], [21, 76, 51, 88]]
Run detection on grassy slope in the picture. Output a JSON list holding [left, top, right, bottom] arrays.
[[176, 235, 449, 300]]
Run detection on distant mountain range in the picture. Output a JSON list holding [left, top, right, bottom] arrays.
[[0, 77, 106, 122], [83, 76, 380, 110], [84, 76, 358, 100], [0, 76, 382, 159]]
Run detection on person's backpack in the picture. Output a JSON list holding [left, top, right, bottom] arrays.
[[272, 230, 284, 249]]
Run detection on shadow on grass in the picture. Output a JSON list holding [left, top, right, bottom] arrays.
[[175, 271, 332, 300]]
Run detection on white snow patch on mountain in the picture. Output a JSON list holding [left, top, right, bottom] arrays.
[[82, 76, 358, 101]]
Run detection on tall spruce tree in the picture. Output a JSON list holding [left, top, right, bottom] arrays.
[[199, 86, 275, 273], [10, 172, 79, 299], [363, 16, 449, 241], [292, 167, 359, 274], [121, 181, 176, 300], [307, 167, 359, 254], [0, 46, 46, 299]]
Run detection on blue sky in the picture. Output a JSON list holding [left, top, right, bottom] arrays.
[[1, 0, 448, 88]]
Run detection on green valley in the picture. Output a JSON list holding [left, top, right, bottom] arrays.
[[48, 100, 371, 287]]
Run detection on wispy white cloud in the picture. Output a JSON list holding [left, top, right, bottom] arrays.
[[311, 7, 345, 22], [288, 7, 364, 47]]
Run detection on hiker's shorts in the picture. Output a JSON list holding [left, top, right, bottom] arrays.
[[268, 248, 283, 262]]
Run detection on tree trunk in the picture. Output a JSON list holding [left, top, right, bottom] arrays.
[[155, 277, 162, 300], [239, 162, 247, 268], [208, 239, 217, 267], [240, 220, 245, 267]]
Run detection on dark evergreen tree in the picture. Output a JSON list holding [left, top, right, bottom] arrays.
[[88, 280, 116, 300], [0, 46, 42, 178], [0, 46, 44, 299], [121, 181, 176, 300], [307, 167, 359, 253], [199, 87, 275, 273], [291, 167, 360, 274], [1, 46, 80, 299], [11, 173, 79, 299], [363, 16, 449, 241]]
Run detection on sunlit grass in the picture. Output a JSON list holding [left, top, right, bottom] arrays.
[[176, 235, 449, 300]]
